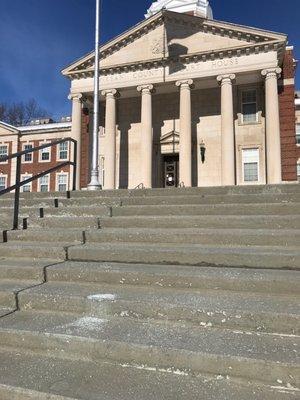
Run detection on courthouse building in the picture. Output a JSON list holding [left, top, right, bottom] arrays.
[[0, 0, 299, 192]]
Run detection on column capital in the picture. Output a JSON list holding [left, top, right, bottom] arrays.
[[68, 93, 83, 102], [101, 89, 118, 98], [217, 74, 236, 85], [175, 79, 194, 89], [261, 68, 282, 80], [137, 84, 154, 94]]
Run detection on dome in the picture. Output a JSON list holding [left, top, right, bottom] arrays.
[[145, 0, 213, 19]]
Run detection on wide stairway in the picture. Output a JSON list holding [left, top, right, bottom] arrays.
[[0, 184, 299, 399]]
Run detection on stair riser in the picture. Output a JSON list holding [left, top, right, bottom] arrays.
[[0, 330, 297, 387], [0, 246, 66, 260], [0, 385, 75, 400], [30, 217, 99, 229], [68, 246, 300, 270], [112, 204, 300, 217], [121, 194, 300, 206], [7, 231, 84, 243], [0, 267, 43, 281], [85, 231, 300, 247], [17, 294, 299, 335], [46, 268, 300, 295], [100, 217, 300, 230]]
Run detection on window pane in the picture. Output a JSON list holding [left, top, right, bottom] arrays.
[[0, 176, 6, 190], [0, 145, 8, 162], [244, 162, 258, 182], [39, 175, 49, 192], [59, 142, 68, 160], [57, 174, 67, 191], [297, 163, 300, 176], [296, 134, 300, 145], [242, 90, 256, 103], [21, 175, 32, 192], [24, 144, 33, 162], [242, 103, 257, 123], [296, 124, 300, 134]]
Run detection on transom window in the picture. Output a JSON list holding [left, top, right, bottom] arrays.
[[242, 90, 258, 124], [39, 175, 49, 192], [21, 174, 32, 192], [296, 124, 300, 145], [0, 145, 8, 163], [0, 176, 6, 191], [23, 144, 33, 163], [39, 142, 51, 162], [242, 148, 259, 182], [57, 174, 68, 192], [58, 142, 68, 160]]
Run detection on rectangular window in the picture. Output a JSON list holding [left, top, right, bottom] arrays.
[[242, 90, 257, 124], [296, 125, 300, 145], [0, 145, 8, 163], [242, 148, 259, 182], [23, 144, 33, 163], [39, 175, 49, 192], [21, 174, 32, 193], [297, 163, 300, 181], [58, 142, 68, 160], [0, 176, 7, 191], [57, 174, 68, 192], [39, 142, 51, 162]]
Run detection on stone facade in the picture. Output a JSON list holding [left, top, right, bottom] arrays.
[[63, 9, 297, 190]]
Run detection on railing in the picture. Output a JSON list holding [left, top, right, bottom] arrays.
[[0, 138, 77, 230]]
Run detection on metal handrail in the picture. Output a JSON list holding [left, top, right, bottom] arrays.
[[0, 137, 77, 230]]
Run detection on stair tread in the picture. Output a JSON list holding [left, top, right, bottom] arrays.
[[18, 280, 300, 316], [0, 311, 299, 366], [0, 349, 297, 400]]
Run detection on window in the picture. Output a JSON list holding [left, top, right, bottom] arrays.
[[242, 90, 257, 124], [297, 162, 300, 182], [39, 175, 49, 192], [100, 156, 105, 187], [296, 124, 300, 145], [39, 142, 51, 162], [57, 173, 68, 192], [0, 145, 8, 163], [0, 176, 7, 191], [23, 143, 33, 163], [242, 148, 259, 182], [58, 142, 68, 160], [21, 174, 32, 193]]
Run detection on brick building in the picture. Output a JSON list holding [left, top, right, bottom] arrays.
[[0, 0, 299, 192]]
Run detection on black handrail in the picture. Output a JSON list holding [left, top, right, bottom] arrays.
[[0, 137, 77, 230]]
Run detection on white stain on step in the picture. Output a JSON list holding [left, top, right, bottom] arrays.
[[64, 317, 107, 331], [87, 294, 116, 301]]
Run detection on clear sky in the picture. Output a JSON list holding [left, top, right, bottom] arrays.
[[0, 0, 299, 120]]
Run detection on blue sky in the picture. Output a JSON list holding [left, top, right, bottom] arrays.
[[0, 0, 299, 120]]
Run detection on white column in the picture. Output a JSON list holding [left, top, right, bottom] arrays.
[[137, 84, 154, 188], [262, 68, 282, 184], [217, 74, 236, 186], [176, 79, 193, 187], [102, 89, 118, 190], [68, 93, 83, 190]]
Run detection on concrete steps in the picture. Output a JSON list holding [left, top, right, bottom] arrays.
[[0, 184, 299, 398], [0, 311, 298, 388], [1, 350, 297, 400], [68, 241, 300, 269]]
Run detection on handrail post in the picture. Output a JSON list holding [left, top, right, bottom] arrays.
[[73, 140, 77, 191], [13, 154, 22, 230]]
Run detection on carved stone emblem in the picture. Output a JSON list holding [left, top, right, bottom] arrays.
[[151, 39, 164, 55]]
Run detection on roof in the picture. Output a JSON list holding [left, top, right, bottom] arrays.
[[19, 122, 72, 132]]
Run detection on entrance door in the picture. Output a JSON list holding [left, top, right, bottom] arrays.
[[163, 155, 179, 188]]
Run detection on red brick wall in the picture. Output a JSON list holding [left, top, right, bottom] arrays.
[[20, 139, 70, 192], [279, 49, 297, 181], [80, 108, 90, 189]]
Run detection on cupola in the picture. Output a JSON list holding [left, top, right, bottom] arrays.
[[145, 0, 213, 19]]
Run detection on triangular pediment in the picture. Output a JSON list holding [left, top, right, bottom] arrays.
[[0, 121, 19, 135], [62, 10, 286, 79], [160, 130, 180, 144]]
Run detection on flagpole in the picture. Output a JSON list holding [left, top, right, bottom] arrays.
[[88, 0, 101, 190]]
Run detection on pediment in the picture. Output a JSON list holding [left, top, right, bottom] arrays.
[[0, 121, 19, 135], [62, 10, 286, 79], [160, 130, 180, 144]]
